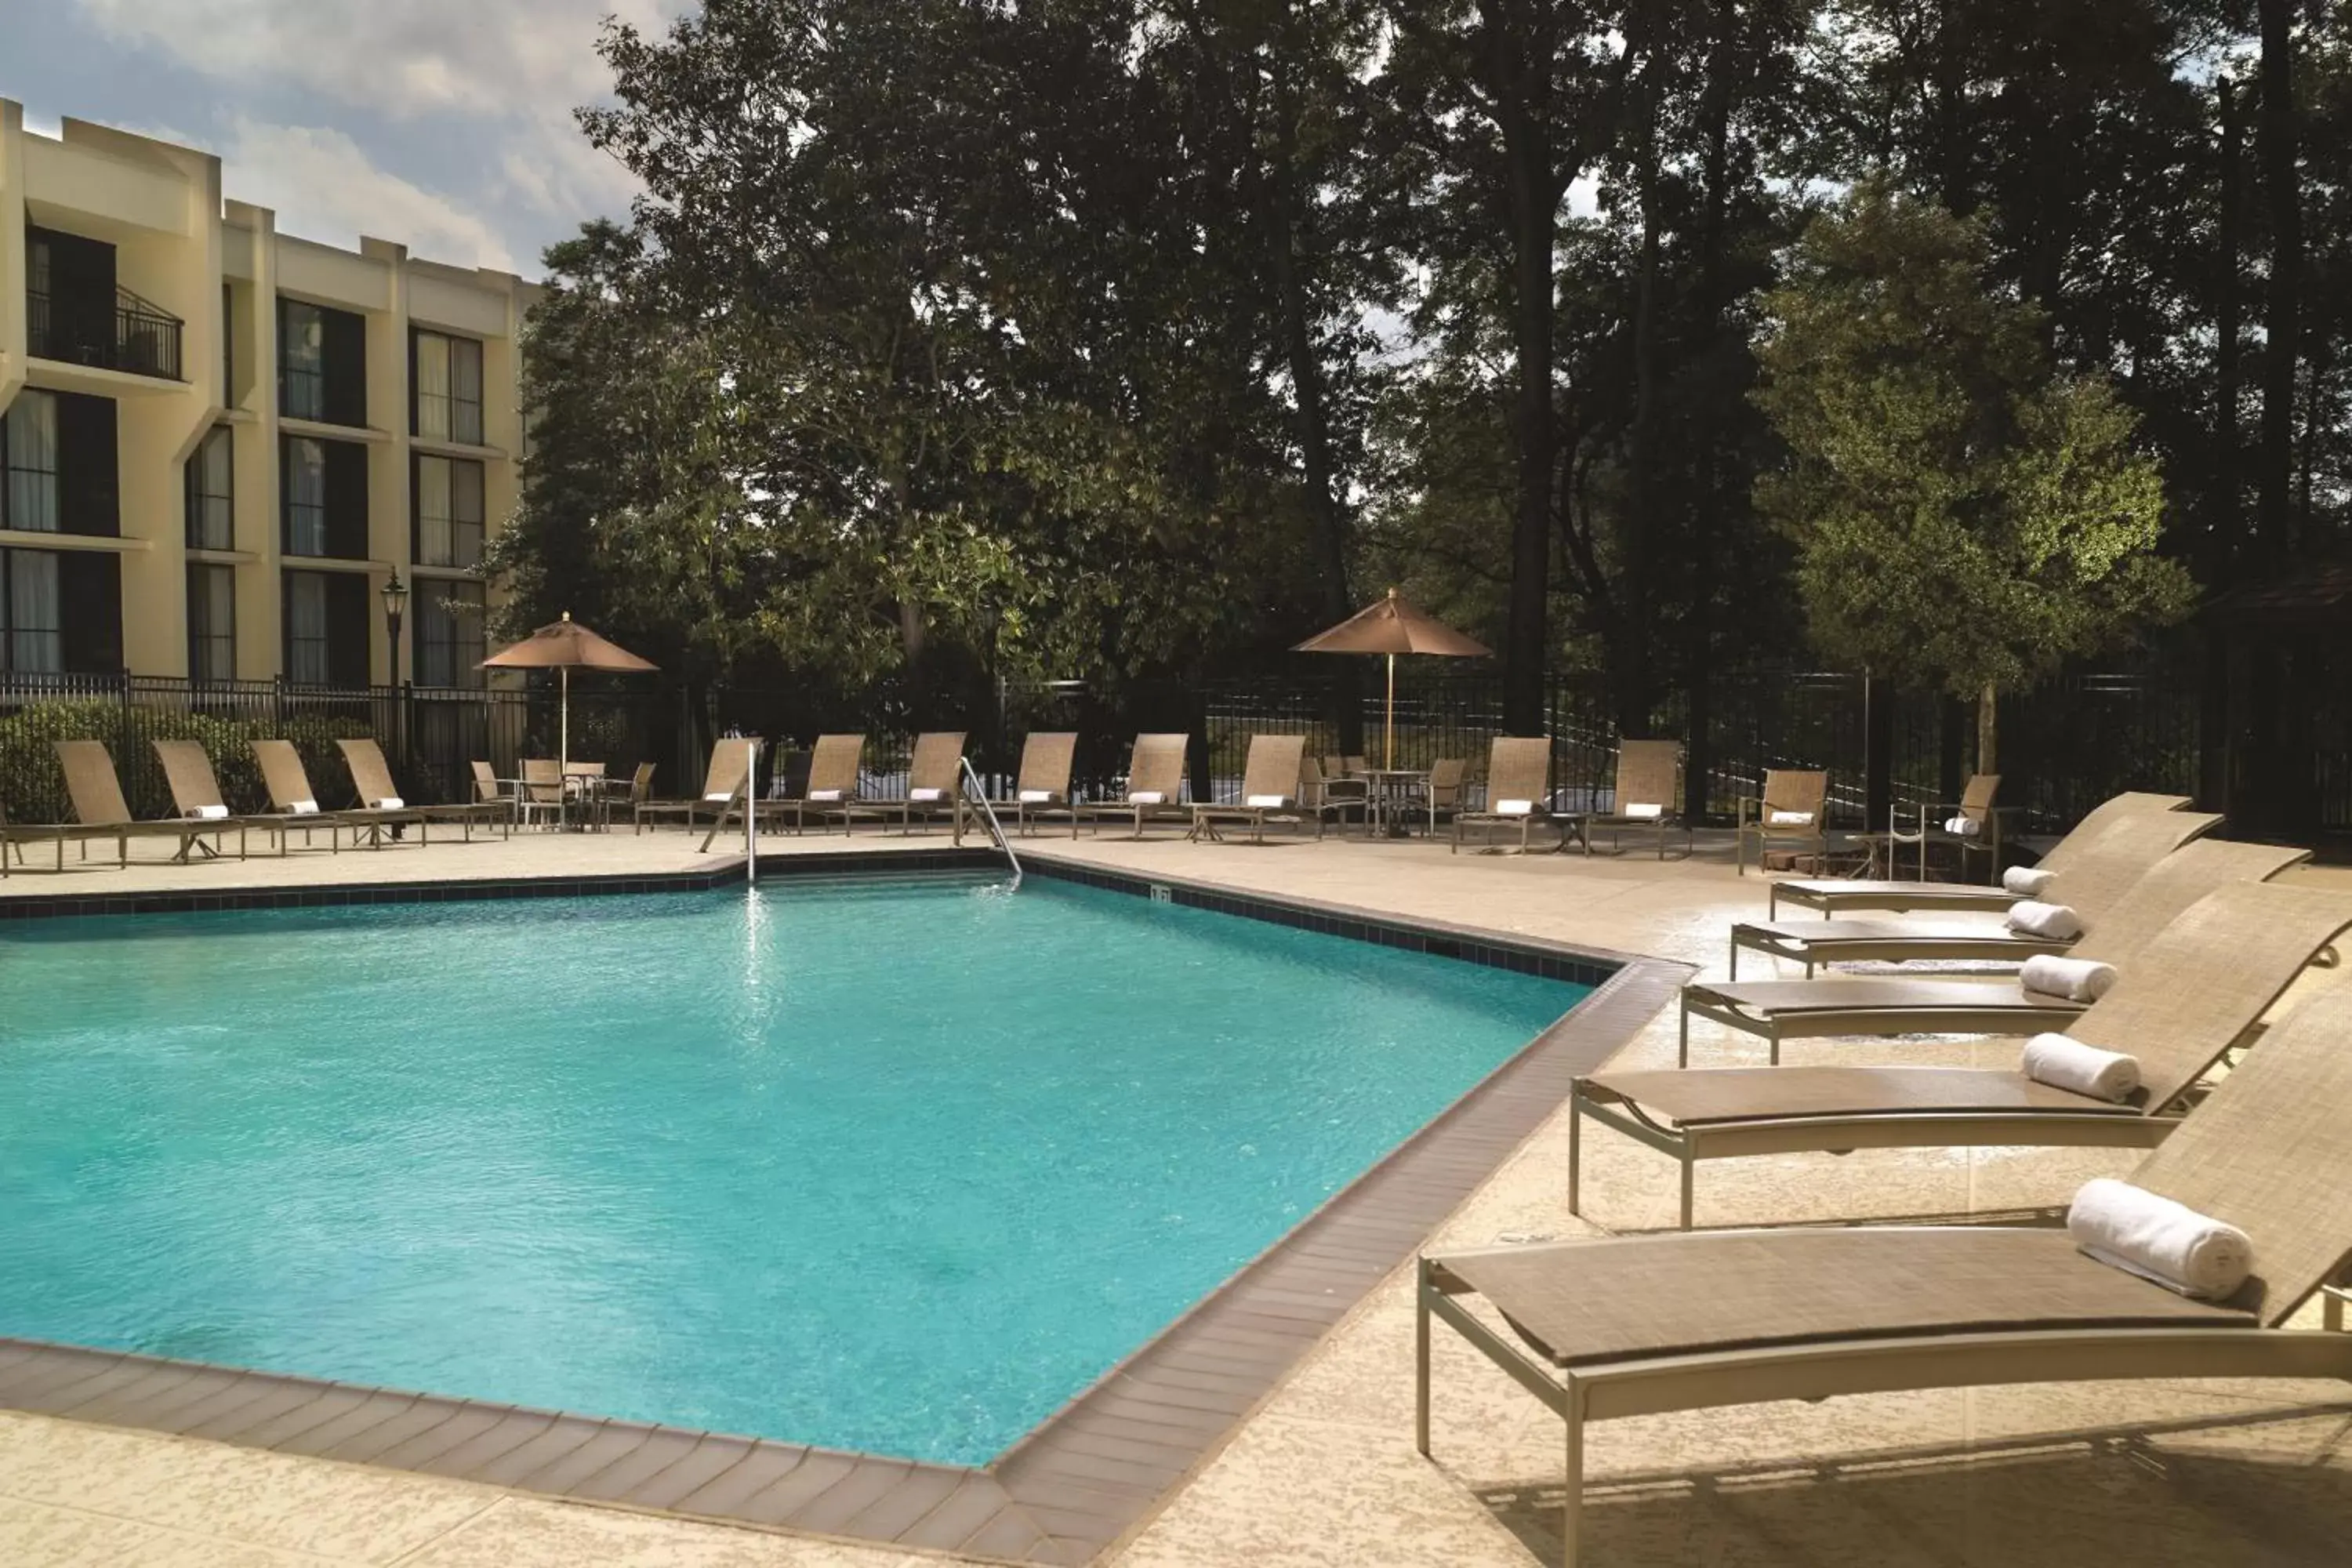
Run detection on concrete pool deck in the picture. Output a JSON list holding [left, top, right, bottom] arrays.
[[4, 823, 2350, 1566]]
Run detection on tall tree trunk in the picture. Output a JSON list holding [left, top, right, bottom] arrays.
[[1683, 0, 1740, 822], [2215, 74, 2244, 578], [1976, 682, 1998, 776], [1498, 82, 1556, 738], [2256, 0, 2300, 565], [1620, 100, 1664, 738]]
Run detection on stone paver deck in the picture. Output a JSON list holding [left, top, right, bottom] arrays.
[[4, 822, 2350, 1566]]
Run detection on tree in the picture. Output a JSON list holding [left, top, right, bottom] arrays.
[[1751, 180, 2196, 769]]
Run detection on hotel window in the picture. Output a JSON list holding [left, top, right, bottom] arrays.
[[186, 425, 234, 551], [3, 389, 119, 537], [412, 329, 485, 445], [281, 436, 368, 558], [412, 454, 485, 569], [281, 569, 368, 686], [0, 548, 118, 674], [187, 563, 236, 681], [278, 297, 366, 426], [416, 579, 485, 688]]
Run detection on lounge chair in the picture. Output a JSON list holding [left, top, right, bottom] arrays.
[[1570, 739, 1690, 859], [1726, 807, 2226, 978], [1679, 837, 2313, 1064], [1073, 734, 1190, 838], [634, 738, 755, 833], [762, 734, 867, 833], [870, 731, 967, 837], [251, 739, 423, 848], [5, 741, 227, 870], [1768, 790, 2196, 918], [1451, 737, 1563, 854], [153, 739, 296, 858], [1420, 979, 2352, 1568], [1191, 733, 1309, 844], [336, 739, 510, 842], [1004, 731, 1078, 837], [1734, 768, 1830, 874], [1575, 880, 2352, 1227]]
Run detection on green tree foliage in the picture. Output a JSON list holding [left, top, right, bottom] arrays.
[[1751, 180, 2196, 765]]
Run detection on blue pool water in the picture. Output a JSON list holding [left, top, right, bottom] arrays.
[[0, 875, 1585, 1465]]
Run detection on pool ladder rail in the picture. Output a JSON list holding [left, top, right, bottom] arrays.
[[960, 755, 1022, 891]]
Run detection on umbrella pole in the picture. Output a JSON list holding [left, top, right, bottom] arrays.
[[1385, 652, 1396, 771], [561, 665, 571, 826]]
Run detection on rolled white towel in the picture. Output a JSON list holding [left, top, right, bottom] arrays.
[[2020, 953, 2118, 1002], [704, 789, 736, 802], [910, 787, 945, 802], [1018, 789, 1055, 804], [1944, 814, 1982, 837], [1128, 790, 1164, 805], [2005, 900, 2084, 941], [2004, 865, 2056, 898], [1245, 793, 1290, 808], [2020, 1033, 2141, 1102], [370, 795, 404, 810], [1767, 809, 1814, 826], [289, 799, 318, 815], [1621, 802, 1664, 819], [808, 788, 844, 802], [2067, 1177, 2253, 1300], [194, 803, 229, 820], [1494, 799, 1535, 816]]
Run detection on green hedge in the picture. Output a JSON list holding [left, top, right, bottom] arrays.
[[0, 701, 376, 824]]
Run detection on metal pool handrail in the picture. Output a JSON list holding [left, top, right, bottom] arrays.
[[961, 754, 1022, 891]]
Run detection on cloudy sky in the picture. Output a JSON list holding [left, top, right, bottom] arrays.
[[2, 1, 688, 278]]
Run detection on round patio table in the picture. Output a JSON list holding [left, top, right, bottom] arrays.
[[1359, 768, 1430, 838]]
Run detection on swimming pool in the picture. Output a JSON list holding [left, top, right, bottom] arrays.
[[0, 873, 1588, 1466]]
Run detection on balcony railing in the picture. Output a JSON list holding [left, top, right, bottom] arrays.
[[26, 285, 184, 382]]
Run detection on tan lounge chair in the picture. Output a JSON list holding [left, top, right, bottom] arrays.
[[1577, 880, 2352, 1227], [1451, 737, 1563, 854], [1073, 734, 1190, 838], [1571, 739, 1690, 859], [1680, 837, 2312, 1063], [5, 741, 226, 871], [762, 734, 867, 833], [251, 739, 422, 848], [336, 739, 510, 842], [1003, 731, 1078, 837], [634, 739, 755, 833], [1726, 807, 2226, 978], [152, 739, 297, 858], [870, 731, 967, 837], [1190, 734, 1309, 844], [1421, 979, 2352, 1568], [1768, 789, 2196, 917], [1734, 768, 1830, 874]]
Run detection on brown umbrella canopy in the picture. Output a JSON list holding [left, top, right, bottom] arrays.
[[1292, 588, 1492, 659], [1295, 590, 1489, 769], [480, 613, 659, 673]]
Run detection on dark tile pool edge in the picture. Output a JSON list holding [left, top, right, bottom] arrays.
[[0, 855, 1692, 1565], [0, 861, 753, 920]]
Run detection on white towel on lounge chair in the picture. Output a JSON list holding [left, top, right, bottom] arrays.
[[2004, 865, 2056, 898], [910, 787, 945, 802], [1018, 789, 1054, 804], [1129, 791, 1164, 805], [1494, 799, 1535, 816], [2005, 900, 2084, 941], [2067, 1177, 2252, 1300], [704, 790, 735, 802], [1944, 814, 1981, 837], [1621, 803, 1663, 819], [194, 803, 229, 820], [369, 796, 404, 810], [2021, 1033, 2140, 1102], [290, 799, 318, 815], [1245, 794, 1289, 808], [1767, 809, 1814, 826], [809, 789, 843, 802], [2020, 953, 2117, 1002]]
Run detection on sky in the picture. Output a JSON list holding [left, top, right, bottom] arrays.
[[2, 1, 689, 278]]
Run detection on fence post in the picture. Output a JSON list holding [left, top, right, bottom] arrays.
[[1863, 673, 1893, 833]]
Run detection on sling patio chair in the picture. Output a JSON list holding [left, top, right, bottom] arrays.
[[1317, 753, 1371, 830], [1679, 836, 2313, 1065], [633, 738, 754, 833], [1190, 733, 1310, 844], [469, 760, 519, 826], [1726, 807, 2227, 979], [1003, 731, 1079, 837], [865, 731, 967, 837], [1073, 733, 1190, 838], [4, 740, 232, 872], [153, 739, 296, 858], [1767, 790, 2198, 918], [1573, 739, 1692, 859], [1420, 978, 2352, 1568], [1450, 736, 1564, 854], [1574, 880, 2352, 1229], [761, 734, 868, 833], [1421, 757, 1467, 837], [1883, 771, 2013, 883], [1734, 768, 1831, 875], [337, 739, 510, 842], [251, 739, 423, 849]]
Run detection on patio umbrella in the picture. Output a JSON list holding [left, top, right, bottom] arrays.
[[479, 612, 659, 779], [1293, 588, 1490, 769]]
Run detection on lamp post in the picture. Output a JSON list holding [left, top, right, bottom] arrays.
[[381, 572, 409, 772]]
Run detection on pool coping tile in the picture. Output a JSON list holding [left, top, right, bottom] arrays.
[[0, 839, 1689, 1563]]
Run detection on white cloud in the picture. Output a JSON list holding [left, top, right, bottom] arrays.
[[217, 117, 517, 271]]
